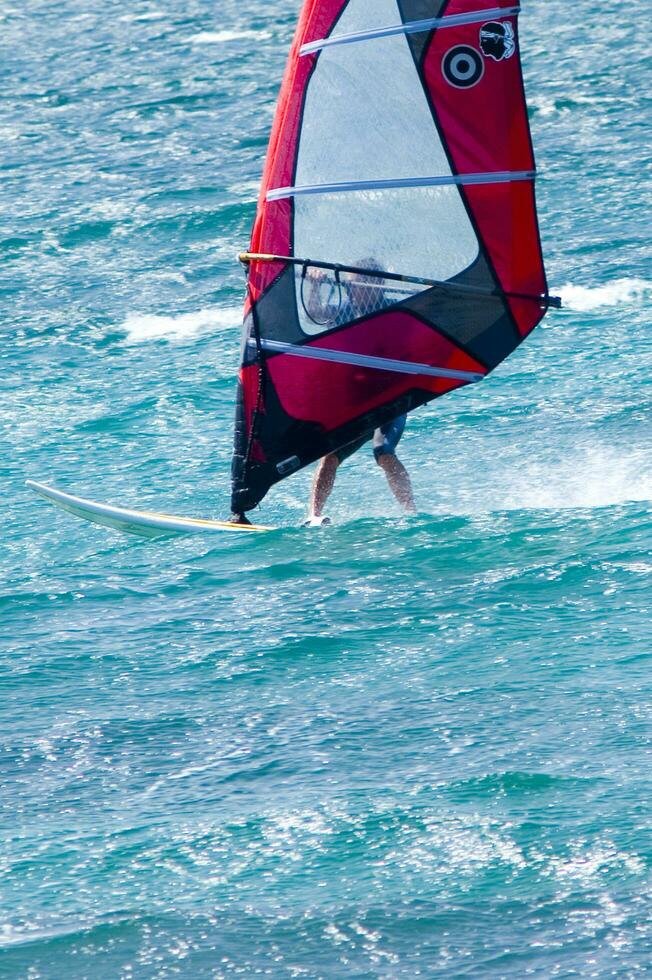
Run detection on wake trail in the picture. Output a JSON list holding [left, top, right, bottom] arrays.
[[119, 306, 241, 344], [560, 278, 652, 312]]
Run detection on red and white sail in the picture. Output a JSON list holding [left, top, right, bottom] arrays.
[[231, 0, 558, 514]]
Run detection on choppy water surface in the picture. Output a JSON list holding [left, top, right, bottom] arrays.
[[1, 1, 651, 976]]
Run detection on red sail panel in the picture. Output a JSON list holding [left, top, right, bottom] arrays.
[[422, 0, 548, 335], [264, 314, 486, 427]]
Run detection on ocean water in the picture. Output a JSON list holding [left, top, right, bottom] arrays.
[[1, 0, 651, 976]]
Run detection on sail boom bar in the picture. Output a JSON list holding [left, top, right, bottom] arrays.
[[267, 171, 535, 201], [248, 338, 485, 383], [238, 253, 562, 308], [300, 6, 521, 56]]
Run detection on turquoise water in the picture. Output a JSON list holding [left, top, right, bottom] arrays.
[[2, 0, 651, 976]]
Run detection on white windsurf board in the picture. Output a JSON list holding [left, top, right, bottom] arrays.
[[26, 480, 273, 538]]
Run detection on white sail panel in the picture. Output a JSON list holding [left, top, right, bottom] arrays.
[[293, 0, 478, 334], [295, 184, 481, 297], [327, 0, 405, 38]]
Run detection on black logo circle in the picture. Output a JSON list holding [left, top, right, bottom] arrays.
[[442, 45, 484, 88]]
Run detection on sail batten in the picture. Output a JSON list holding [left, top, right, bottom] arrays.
[[247, 338, 486, 382], [267, 170, 535, 201], [300, 5, 520, 56], [230, 0, 557, 515]]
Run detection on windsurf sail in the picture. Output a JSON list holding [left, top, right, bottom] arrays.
[[231, 0, 559, 515]]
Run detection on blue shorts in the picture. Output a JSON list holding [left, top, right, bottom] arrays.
[[335, 414, 407, 464]]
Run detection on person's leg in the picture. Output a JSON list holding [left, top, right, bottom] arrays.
[[307, 434, 370, 521], [372, 414, 415, 513], [377, 453, 416, 513], [309, 453, 340, 518]]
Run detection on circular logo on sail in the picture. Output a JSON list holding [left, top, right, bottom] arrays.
[[442, 46, 484, 88], [479, 21, 516, 61]]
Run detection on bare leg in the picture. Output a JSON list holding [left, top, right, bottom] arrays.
[[310, 453, 340, 517], [377, 454, 416, 513]]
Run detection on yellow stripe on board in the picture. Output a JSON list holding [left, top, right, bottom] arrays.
[[141, 511, 273, 532]]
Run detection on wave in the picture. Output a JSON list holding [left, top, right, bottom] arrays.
[[530, 93, 637, 117], [448, 771, 589, 799], [188, 30, 272, 45], [119, 305, 241, 344], [560, 278, 652, 312], [119, 11, 167, 23]]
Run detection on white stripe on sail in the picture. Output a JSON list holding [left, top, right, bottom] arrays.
[[268, 171, 535, 201], [248, 338, 484, 382], [300, 6, 520, 56]]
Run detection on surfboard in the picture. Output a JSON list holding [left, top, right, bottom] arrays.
[[25, 481, 274, 538]]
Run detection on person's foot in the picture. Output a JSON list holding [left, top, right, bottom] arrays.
[[228, 512, 252, 526], [301, 515, 332, 528]]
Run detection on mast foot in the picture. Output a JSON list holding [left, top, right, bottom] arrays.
[[228, 512, 252, 526]]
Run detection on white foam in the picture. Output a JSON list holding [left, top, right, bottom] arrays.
[[531, 95, 566, 117], [119, 10, 167, 23], [0, 124, 22, 143], [411, 443, 652, 521], [188, 29, 271, 45], [561, 278, 652, 312], [119, 306, 241, 344], [507, 450, 651, 512]]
